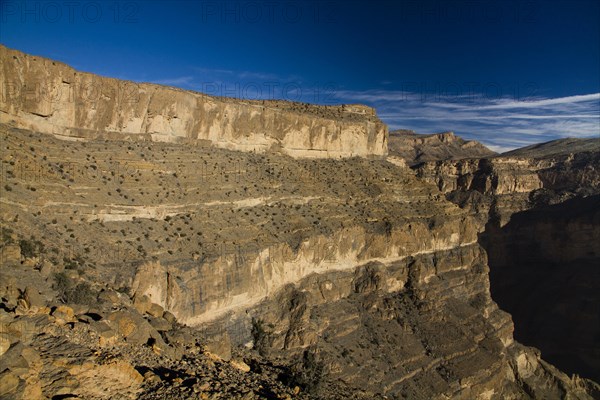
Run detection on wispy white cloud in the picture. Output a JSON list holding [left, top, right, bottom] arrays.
[[134, 67, 599, 152], [331, 89, 600, 151], [471, 114, 599, 120], [193, 67, 236, 75], [475, 93, 600, 110], [190, 67, 302, 84]]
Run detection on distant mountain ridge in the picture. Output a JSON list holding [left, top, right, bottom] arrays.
[[501, 137, 600, 158], [388, 129, 496, 165]]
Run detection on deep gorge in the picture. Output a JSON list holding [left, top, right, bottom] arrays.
[[481, 195, 600, 383]]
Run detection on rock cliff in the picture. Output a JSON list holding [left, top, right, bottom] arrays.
[[0, 45, 387, 158], [1, 123, 598, 399], [388, 129, 496, 166], [412, 139, 600, 384], [413, 147, 600, 225], [482, 195, 600, 383], [0, 47, 598, 399]]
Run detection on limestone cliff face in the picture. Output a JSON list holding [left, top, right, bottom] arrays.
[[243, 243, 594, 399], [414, 151, 600, 225], [415, 158, 545, 196], [412, 141, 600, 386], [131, 216, 479, 325], [0, 45, 387, 158], [416, 154, 600, 196], [388, 130, 496, 166]]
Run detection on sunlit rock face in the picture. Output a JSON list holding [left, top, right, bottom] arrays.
[[0, 45, 387, 159], [388, 129, 496, 166], [413, 140, 600, 385], [414, 149, 600, 225]]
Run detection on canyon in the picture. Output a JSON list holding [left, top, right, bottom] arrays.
[[0, 46, 599, 399], [413, 139, 600, 385]]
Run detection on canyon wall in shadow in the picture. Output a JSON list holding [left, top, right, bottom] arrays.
[[414, 146, 600, 383], [481, 195, 600, 382]]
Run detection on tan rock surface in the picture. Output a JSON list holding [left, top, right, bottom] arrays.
[[0, 46, 598, 399], [0, 45, 387, 159], [1, 122, 597, 398], [388, 129, 496, 166], [413, 139, 600, 384]]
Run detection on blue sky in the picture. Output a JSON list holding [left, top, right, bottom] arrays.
[[1, 0, 599, 151]]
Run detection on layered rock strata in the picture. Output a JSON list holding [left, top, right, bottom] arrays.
[[0, 45, 387, 158], [388, 130, 496, 166], [412, 141, 600, 384], [1, 123, 597, 398]]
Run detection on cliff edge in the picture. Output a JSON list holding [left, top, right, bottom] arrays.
[[0, 45, 387, 159]]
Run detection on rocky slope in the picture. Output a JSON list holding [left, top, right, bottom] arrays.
[[502, 138, 600, 158], [0, 45, 387, 159], [413, 138, 600, 384], [388, 129, 496, 166], [0, 47, 598, 399], [1, 122, 598, 399]]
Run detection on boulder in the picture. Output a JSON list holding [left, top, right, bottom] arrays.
[[0, 333, 10, 356], [0, 370, 20, 397], [39, 259, 61, 277], [148, 316, 172, 332], [69, 361, 144, 399], [52, 305, 76, 324], [0, 274, 19, 308], [23, 286, 45, 309], [92, 321, 119, 347], [14, 299, 30, 316], [107, 309, 166, 348], [98, 289, 132, 307], [1, 244, 21, 265], [147, 302, 164, 318], [0, 342, 28, 374], [132, 294, 151, 315], [70, 303, 90, 316], [10, 314, 52, 343], [162, 310, 177, 324], [230, 359, 251, 373], [204, 332, 232, 362]]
